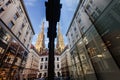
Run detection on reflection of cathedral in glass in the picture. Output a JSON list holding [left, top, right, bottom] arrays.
[[35, 22, 65, 77], [56, 23, 65, 53], [66, 0, 120, 80], [35, 22, 45, 54], [35, 22, 65, 55]]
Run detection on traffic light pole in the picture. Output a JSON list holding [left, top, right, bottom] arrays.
[[45, 0, 62, 80], [48, 21, 57, 80]]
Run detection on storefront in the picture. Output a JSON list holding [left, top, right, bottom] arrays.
[[94, 0, 120, 68], [0, 20, 28, 80], [83, 26, 120, 80]]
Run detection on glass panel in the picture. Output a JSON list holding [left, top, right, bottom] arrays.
[[84, 26, 120, 80], [77, 39, 97, 80], [95, 0, 120, 68]]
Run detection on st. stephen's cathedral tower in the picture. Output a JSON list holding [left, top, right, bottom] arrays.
[[35, 22, 45, 54], [35, 22, 65, 55]]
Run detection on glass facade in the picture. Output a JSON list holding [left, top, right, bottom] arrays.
[[69, 0, 120, 80], [0, 21, 28, 80], [94, 0, 120, 68]]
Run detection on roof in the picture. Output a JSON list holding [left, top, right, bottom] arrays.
[[39, 48, 61, 56]]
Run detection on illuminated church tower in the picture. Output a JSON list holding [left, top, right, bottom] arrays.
[[56, 23, 65, 53], [35, 22, 45, 54]]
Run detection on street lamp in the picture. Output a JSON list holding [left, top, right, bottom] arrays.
[[45, 0, 62, 80]]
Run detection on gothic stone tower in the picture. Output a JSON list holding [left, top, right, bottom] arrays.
[[56, 23, 65, 54], [35, 22, 45, 54]]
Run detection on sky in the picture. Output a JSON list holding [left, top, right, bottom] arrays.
[[24, 0, 79, 47]]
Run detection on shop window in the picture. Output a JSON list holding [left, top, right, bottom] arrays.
[[84, 26, 119, 73]]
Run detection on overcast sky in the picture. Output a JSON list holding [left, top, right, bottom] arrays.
[[24, 0, 79, 47]]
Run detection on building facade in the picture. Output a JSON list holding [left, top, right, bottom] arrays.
[[0, 0, 35, 79], [23, 45, 40, 79], [39, 51, 61, 78], [66, 0, 120, 80], [60, 46, 72, 78], [35, 22, 65, 78]]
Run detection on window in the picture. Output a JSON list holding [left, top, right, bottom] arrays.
[[26, 31, 28, 35], [14, 12, 19, 20], [8, 21, 14, 28], [71, 33, 73, 37], [96, 7, 101, 15], [5, 0, 11, 6], [40, 65, 43, 69], [41, 58, 43, 61], [21, 23, 25, 30], [17, 32, 21, 38], [27, 44, 29, 48], [45, 65, 47, 69], [0, 7, 4, 13], [78, 19, 81, 23], [57, 64, 59, 68], [69, 38, 70, 42], [91, 12, 98, 19], [81, 26, 85, 34], [76, 34, 79, 38], [57, 57, 59, 61], [24, 39, 26, 43], [45, 57, 47, 61], [74, 27, 76, 31], [17, 6, 23, 13]]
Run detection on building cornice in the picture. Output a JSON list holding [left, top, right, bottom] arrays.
[[66, 1, 81, 36], [20, 0, 35, 35]]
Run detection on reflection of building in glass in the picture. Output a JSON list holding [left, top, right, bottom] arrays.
[[66, 0, 120, 80], [0, 0, 35, 80], [23, 45, 40, 79], [35, 22, 64, 78], [39, 50, 61, 78], [60, 46, 72, 78]]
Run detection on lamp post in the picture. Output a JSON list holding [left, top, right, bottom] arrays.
[[45, 0, 62, 80]]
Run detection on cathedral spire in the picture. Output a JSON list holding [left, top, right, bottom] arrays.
[[58, 23, 61, 34], [56, 22, 65, 53], [41, 22, 44, 33], [35, 22, 45, 54]]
